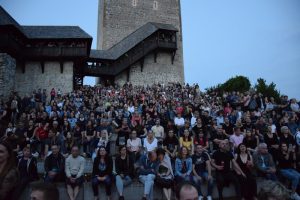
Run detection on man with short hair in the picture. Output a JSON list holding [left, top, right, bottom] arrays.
[[138, 151, 159, 200], [44, 145, 65, 182], [211, 140, 244, 200], [65, 146, 85, 200], [192, 144, 213, 200], [30, 182, 59, 200], [176, 182, 198, 200], [151, 119, 165, 143]]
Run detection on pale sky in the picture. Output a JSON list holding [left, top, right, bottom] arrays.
[[1, 0, 299, 99]]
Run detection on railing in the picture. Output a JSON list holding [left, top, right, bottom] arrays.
[[83, 30, 177, 77], [24, 46, 87, 57]]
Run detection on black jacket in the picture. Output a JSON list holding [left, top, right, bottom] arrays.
[[44, 153, 65, 175], [115, 155, 130, 176], [17, 156, 39, 181], [92, 156, 113, 177]]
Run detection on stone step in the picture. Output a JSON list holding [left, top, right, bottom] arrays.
[[19, 178, 266, 200]]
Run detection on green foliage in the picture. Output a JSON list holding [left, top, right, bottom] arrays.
[[206, 75, 251, 94], [254, 78, 281, 102]]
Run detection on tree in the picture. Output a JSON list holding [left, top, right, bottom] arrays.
[[254, 78, 281, 102], [206, 75, 251, 94]]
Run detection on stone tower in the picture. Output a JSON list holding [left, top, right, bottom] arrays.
[[97, 0, 185, 86]]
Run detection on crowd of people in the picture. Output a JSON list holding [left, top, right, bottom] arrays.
[[0, 82, 300, 200]]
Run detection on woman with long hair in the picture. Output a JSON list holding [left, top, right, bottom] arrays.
[[0, 140, 19, 200], [235, 143, 257, 200], [91, 146, 113, 200], [175, 146, 193, 184], [179, 129, 194, 154]]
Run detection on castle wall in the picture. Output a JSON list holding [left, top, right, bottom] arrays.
[[0, 53, 16, 100], [98, 0, 185, 85], [15, 61, 73, 98]]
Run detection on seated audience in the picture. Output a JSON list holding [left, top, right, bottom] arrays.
[[156, 148, 174, 200], [44, 144, 65, 182], [253, 143, 277, 181], [115, 145, 132, 200], [138, 151, 159, 200], [235, 143, 257, 200], [92, 146, 113, 200], [0, 140, 19, 200], [277, 143, 300, 200], [211, 140, 243, 200], [65, 146, 85, 200], [192, 144, 213, 200], [175, 146, 193, 183]]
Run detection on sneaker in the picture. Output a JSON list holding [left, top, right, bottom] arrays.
[[291, 192, 300, 200], [198, 196, 203, 200], [207, 196, 212, 200]]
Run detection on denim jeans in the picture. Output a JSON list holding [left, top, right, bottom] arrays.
[[91, 175, 112, 196], [139, 174, 156, 200], [193, 171, 213, 196], [116, 175, 132, 195], [280, 168, 300, 190]]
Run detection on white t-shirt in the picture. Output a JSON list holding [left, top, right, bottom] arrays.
[[151, 125, 164, 139], [143, 137, 158, 152], [174, 117, 185, 126], [127, 138, 142, 152]]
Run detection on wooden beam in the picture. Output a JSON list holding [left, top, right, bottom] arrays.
[[140, 58, 144, 72], [60, 61, 64, 73], [154, 51, 157, 63], [171, 50, 176, 65], [41, 61, 44, 73], [126, 68, 130, 82]]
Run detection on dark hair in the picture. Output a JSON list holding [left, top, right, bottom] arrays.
[[236, 143, 248, 155], [119, 145, 126, 152], [175, 181, 198, 200], [31, 182, 59, 200], [0, 140, 16, 178], [156, 148, 165, 156]]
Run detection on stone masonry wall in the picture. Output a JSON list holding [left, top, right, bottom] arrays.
[[98, 0, 185, 85], [15, 61, 73, 98], [0, 53, 16, 100]]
